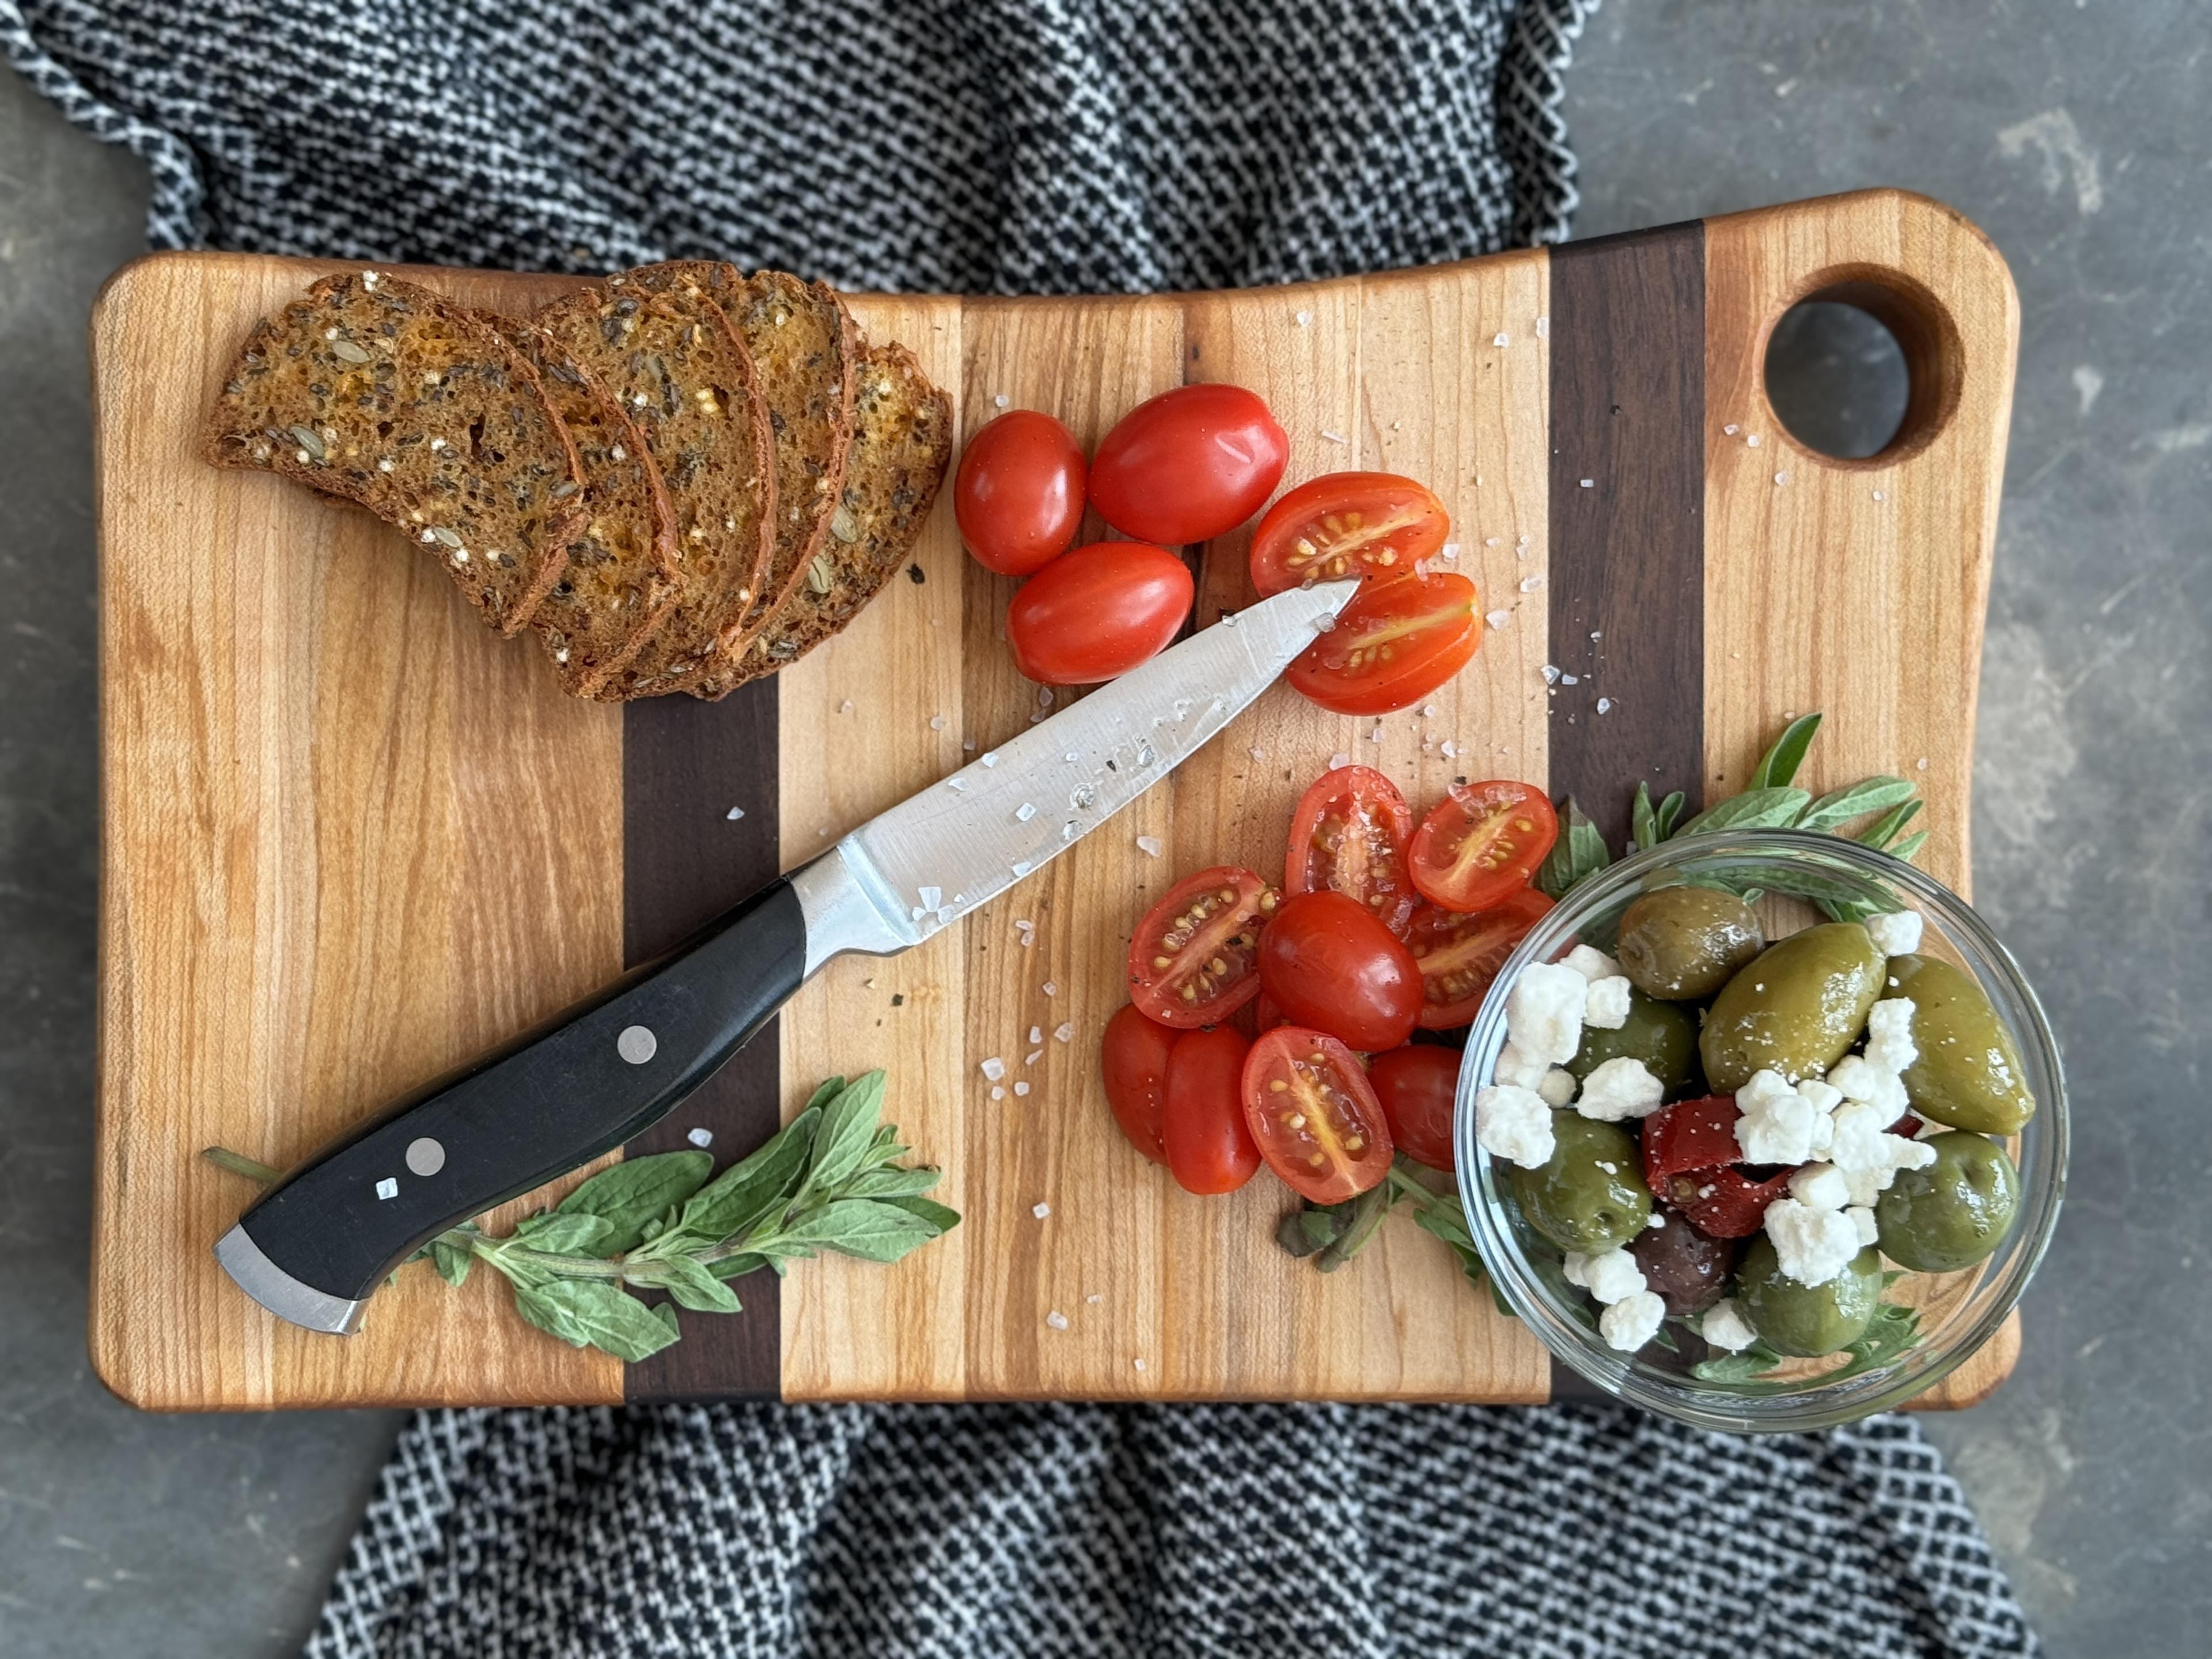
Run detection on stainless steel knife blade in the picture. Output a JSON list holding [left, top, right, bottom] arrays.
[[793, 577, 1360, 970]]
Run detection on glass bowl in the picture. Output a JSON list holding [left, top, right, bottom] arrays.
[[1451, 830, 2067, 1433]]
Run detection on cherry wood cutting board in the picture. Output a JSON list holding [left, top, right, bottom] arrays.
[[89, 188, 2020, 1411]]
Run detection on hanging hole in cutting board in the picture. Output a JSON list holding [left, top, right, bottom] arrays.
[[1757, 270, 1963, 465]]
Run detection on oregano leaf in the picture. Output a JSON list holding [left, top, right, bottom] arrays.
[[1672, 786, 1812, 838], [1751, 713, 1823, 790], [556, 1151, 713, 1255], [1536, 797, 1611, 899]]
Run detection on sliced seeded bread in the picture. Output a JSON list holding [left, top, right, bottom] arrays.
[[625, 263, 859, 689], [716, 342, 952, 692], [493, 320, 683, 698], [533, 280, 774, 698], [204, 271, 585, 634]]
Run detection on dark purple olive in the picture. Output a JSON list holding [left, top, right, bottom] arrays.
[[1630, 1209, 1738, 1316]]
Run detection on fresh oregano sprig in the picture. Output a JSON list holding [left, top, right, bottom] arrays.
[[204, 1070, 956, 1362], [1276, 1156, 1517, 1319]]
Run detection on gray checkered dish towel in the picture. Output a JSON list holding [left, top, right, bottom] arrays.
[[6, 1, 2038, 1654]]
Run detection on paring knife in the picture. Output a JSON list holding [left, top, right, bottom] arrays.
[[216, 577, 1361, 1334]]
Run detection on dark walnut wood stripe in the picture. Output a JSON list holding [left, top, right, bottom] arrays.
[[1543, 221, 1706, 1404], [622, 681, 784, 1401]]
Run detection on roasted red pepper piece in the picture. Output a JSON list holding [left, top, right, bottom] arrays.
[[1660, 1165, 1796, 1238], [1641, 1095, 1745, 1188]]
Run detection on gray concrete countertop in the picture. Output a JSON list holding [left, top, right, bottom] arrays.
[[1, 3, 2203, 1652]]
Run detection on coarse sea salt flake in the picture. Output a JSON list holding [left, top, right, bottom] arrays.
[[726, 805, 745, 821], [1494, 331, 1510, 347], [1055, 1021, 1075, 1042], [1013, 1081, 1031, 1097], [1440, 541, 1460, 560], [1320, 429, 1349, 445], [1521, 574, 1544, 592], [980, 1057, 1006, 1081], [981, 752, 999, 767], [1015, 802, 1037, 823], [929, 714, 946, 730], [1033, 1202, 1051, 1219], [1136, 834, 1163, 857], [1331, 752, 1352, 770], [1028, 1025, 1044, 1045], [1045, 1309, 1068, 1329], [1579, 478, 1594, 488], [918, 885, 942, 910], [687, 1127, 714, 1149], [1043, 980, 1058, 997], [1486, 609, 1512, 630], [1597, 697, 1613, 714]]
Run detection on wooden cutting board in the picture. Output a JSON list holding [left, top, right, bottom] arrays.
[[89, 188, 2020, 1411]]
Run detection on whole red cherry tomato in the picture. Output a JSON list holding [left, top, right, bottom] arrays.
[[1407, 781, 1559, 913], [1285, 571, 1481, 715], [1283, 765, 1417, 937], [1368, 1043, 1463, 1171], [1006, 541, 1193, 685], [1163, 1025, 1260, 1195], [1089, 384, 1288, 544], [1405, 887, 1554, 1028], [1256, 889, 1422, 1052], [1100, 1002, 1179, 1164], [1248, 472, 1451, 596], [955, 410, 1087, 576], [1126, 865, 1277, 1028], [1241, 1027, 1394, 1203]]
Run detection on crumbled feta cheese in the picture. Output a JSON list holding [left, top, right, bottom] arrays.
[[1575, 1056, 1664, 1122], [1561, 1250, 1592, 1287], [1826, 1101, 1892, 1173], [1828, 1054, 1909, 1117], [1843, 1167, 1891, 1207], [1737, 1069, 1798, 1115], [1580, 1248, 1647, 1305], [1493, 1041, 1550, 1092], [1848, 1205, 1880, 1248], [1763, 1198, 1863, 1287], [1562, 945, 1622, 982], [1865, 909, 1924, 958], [1798, 1078, 1843, 1114], [1475, 1085, 1556, 1168], [1583, 975, 1634, 1031], [1734, 1080, 1819, 1165], [1787, 1162, 1851, 1211], [1537, 1067, 1579, 1108], [1700, 1298, 1758, 1353], [1600, 1291, 1667, 1352], [1506, 963, 1588, 1065], [1863, 998, 1919, 1074], [1645, 1211, 1666, 1230]]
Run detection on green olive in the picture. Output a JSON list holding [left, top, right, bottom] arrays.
[[1567, 987, 1700, 1098], [1736, 1236, 1883, 1357], [1874, 1132, 2021, 1272], [1886, 955, 2036, 1134], [1510, 1115, 1653, 1253], [1616, 885, 1766, 1001], [1699, 922, 1885, 1093]]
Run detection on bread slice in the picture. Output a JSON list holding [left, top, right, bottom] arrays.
[[493, 320, 683, 698], [717, 342, 952, 691], [533, 280, 774, 698], [623, 266, 858, 680], [204, 271, 585, 634]]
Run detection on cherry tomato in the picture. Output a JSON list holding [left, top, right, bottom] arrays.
[[1283, 766, 1417, 937], [1088, 384, 1288, 544], [1255, 889, 1422, 1052], [1368, 1044, 1462, 1171], [1665, 1166, 1796, 1239], [955, 410, 1086, 576], [1100, 1002, 1179, 1165], [1248, 472, 1451, 596], [1163, 1025, 1260, 1194], [1407, 781, 1559, 913], [1127, 865, 1277, 1028], [1405, 887, 1554, 1028], [1242, 1027, 1394, 1202], [1639, 1096, 1745, 1188], [1006, 541, 1193, 685], [1247, 991, 1291, 1034], [1285, 572, 1480, 716]]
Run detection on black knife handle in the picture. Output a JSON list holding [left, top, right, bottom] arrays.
[[220, 877, 807, 1320]]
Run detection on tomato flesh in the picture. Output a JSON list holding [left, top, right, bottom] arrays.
[[1405, 887, 1554, 1029], [1242, 1027, 1394, 1203], [1408, 781, 1558, 913], [1368, 1043, 1462, 1172], [1162, 1025, 1260, 1194], [1248, 472, 1451, 596], [954, 410, 1087, 576], [1639, 1096, 1744, 1188], [1283, 765, 1417, 937], [1127, 865, 1277, 1028], [1089, 383, 1289, 545], [1285, 571, 1480, 716], [1255, 889, 1422, 1052], [1100, 1003, 1179, 1165], [1006, 541, 1194, 685]]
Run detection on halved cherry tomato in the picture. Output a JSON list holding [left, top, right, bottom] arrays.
[[1283, 766, 1417, 937], [1101, 1003, 1179, 1165], [1368, 1044, 1462, 1172], [955, 410, 1087, 576], [1256, 889, 1422, 1052], [1285, 571, 1480, 715], [1006, 541, 1194, 685], [1640, 1096, 1745, 1190], [1127, 865, 1277, 1028], [1405, 887, 1554, 1028], [1407, 781, 1559, 913], [1242, 1027, 1394, 1202], [1248, 472, 1451, 596], [1665, 1166, 1796, 1239], [1163, 1025, 1260, 1194], [1088, 384, 1289, 544]]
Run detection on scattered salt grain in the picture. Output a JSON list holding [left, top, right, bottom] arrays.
[[1043, 980, 1059, 997], [993, 393, 1010, 408], [1520, 574, 1544, 592], [1440, 541, 1460, 561], [1028, 1025, 1044, 1045], [946, 778, 966, 792], [1484, 536, 1502, 547], [1320, 429, 1349, 445], [1033, 1202, 1051, 1219], [1724, 423, 1740, 435], [1249, 746, 1267, 762], [1486, 609, 1512, 630], [1774, 470, 1790, 486], [1440, 740, 1459, 759], [1134, 1358, 1147, 1372], [1493, 331, 1510, 347], [1535, 316, 1550, 338], [929, 714, 946, 730], [981, 751, 1000, 767], [918, 885, 942, 911], [1422, 703, 1440, 718], [1916, 756, 1930, 771], [1014, 1081, 1031, 1097], [1295, 309, 1312, 327], [1597, 697, 1613, 714], [1873, 488, 1887, 502], [1015, 802, 1037, 823], [1746, 434, 1762, 448], [1046, 1310, 1069, 1330], [980, 1057, 1006, 1082], [839, 699, 854, 714], [991, 1086, 1004, 1100], [1368, 720, 1385, 742], [725, 805, 745, 821], [1542, 664, 1561, 685], [1579, 478, 1594, 488], [1136, 834, 1163, 857], [687, 1127, 714, 1149], [1559, 673, 1579, 685], [1055, 1021, 1076, 1042], [1331, 752, 1352, 770]]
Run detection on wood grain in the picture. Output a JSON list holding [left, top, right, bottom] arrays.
[[92, 190, 2023, 1411]]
